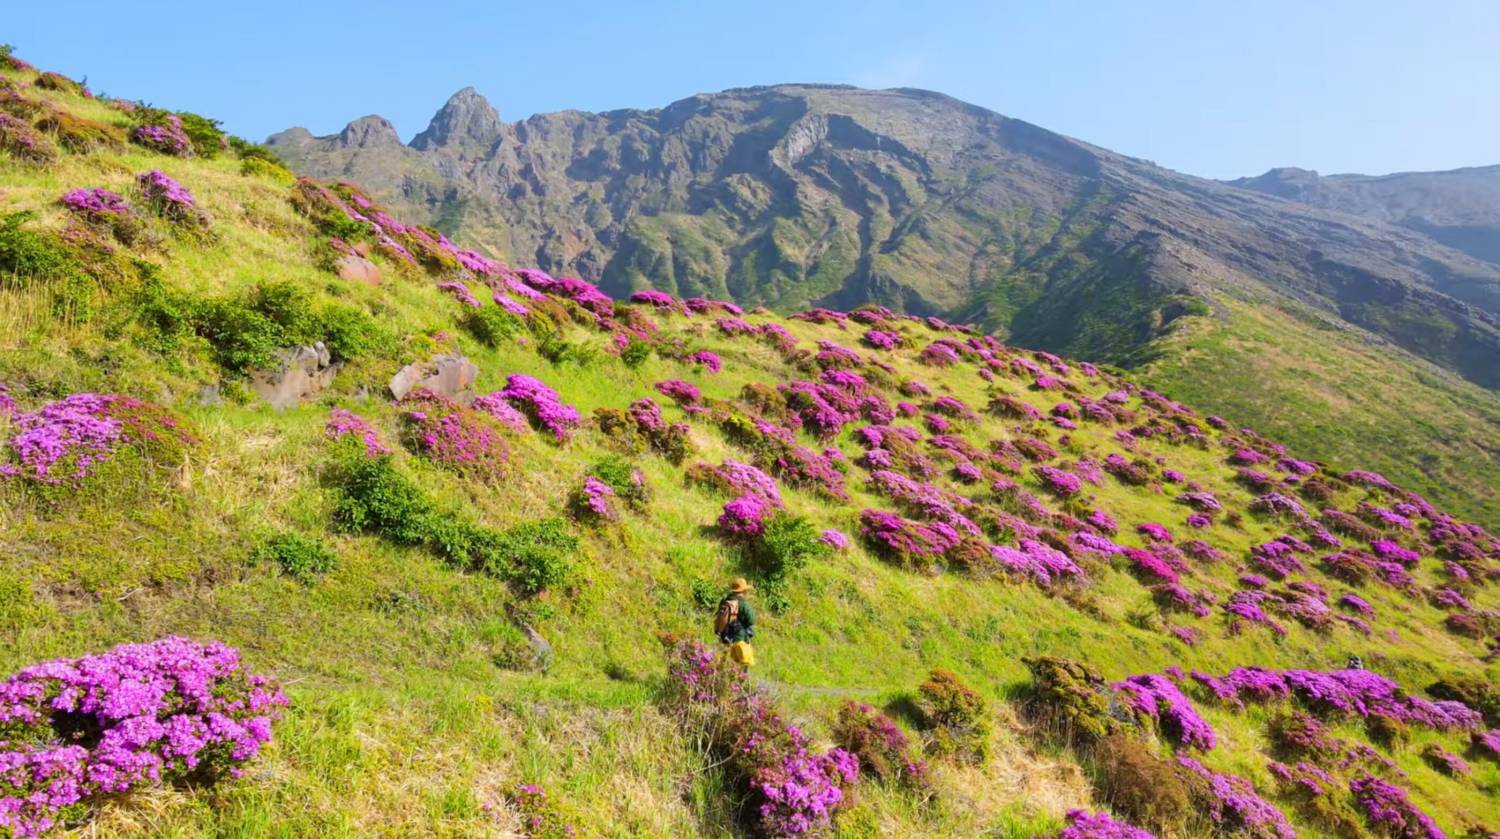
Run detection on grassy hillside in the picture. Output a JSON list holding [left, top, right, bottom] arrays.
[[1, 53, 1497, 838]]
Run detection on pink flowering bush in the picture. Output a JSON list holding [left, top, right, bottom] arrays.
[[1191, 667, 1481, 731], [471, 392, 533, 433], [569, 476, 618, 522], [0, 638, 287, 837], [1174, 756, 1295, 839], [130, 114, 192, 156], [1056, 809, 1157, 839], [661, 637, 856, 837], [2, 393, 192, 485], [325, 408, 390, 456], [399, 390, 508, 479], [1113, 674, 1216, 750], [1349, 775, 1445, 839], [136, 169, 208, 232], [687, 350, 721, 373], [719, 494, 772, 538], [687, 460, 782, 506], [499, 374, 580, 441]]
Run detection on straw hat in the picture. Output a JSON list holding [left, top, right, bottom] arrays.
[[728, 577, 754, 593]]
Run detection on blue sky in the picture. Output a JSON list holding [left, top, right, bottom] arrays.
[[7, 1, 1496, 179]]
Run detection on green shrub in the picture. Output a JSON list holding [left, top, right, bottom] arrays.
[[175, 111, 226, 158], [192, 295, 285, 373], [330, 451, 435, 546], [752, 512, 830, 586], [50, 273, 98, 323], [329, 450, 575, 595], [537, 331, 598, 367], [463, 304, 523, 348], [184, 282, 384, 374], [239, 156, 295, 183], [255, 532, 337, 583], [319, 303, 388, 362], [488, 517, 578, 595], [1020, 656, 1119, 745], [0, 211, 79, 286], [620, 337, 652, 368], [129, 263, 197, 353]]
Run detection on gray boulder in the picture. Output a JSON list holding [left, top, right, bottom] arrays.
[[388, 354, 479, 403], [250, 343, 340, 410]]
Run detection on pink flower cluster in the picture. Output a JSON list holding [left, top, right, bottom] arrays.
[[498, 374, 580, 441], [719, 494, 772, 538], [0, 637, 287, 838], [1113, 673, 1216, 750], [399, 391, 508, 478], [130, 114, 191, 156], [1190, 668, 1481, 731], [61, 187, 130, 221], [2, 393, 191, 484], [325, 408, 390, 456], [470, 393, 532, 433], [662, 638, 856, 837], [1056, 810, 1157, 839], [572, 476, 617, 521], [687, 350, 722, 373], [1174, 755, 1295, 839]]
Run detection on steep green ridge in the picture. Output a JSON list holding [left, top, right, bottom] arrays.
[[1, 54, 1498, 838], [271, 85, 1500, 527]]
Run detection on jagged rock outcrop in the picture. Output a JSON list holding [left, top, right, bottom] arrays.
[[388, 354, 479, 403], [250, 343, 340, 409]]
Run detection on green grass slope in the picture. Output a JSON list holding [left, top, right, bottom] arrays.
[[1, 54, 1497, 838]]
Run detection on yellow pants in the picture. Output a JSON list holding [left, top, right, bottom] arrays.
[[727, 641, 755, 667]]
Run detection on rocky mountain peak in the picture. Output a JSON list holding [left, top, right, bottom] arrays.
[[410, 87, 501, 151], [338, 115, 401, 149]]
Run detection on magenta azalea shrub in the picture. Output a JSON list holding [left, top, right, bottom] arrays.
[[662, 637, 856, 837], [1349, 775, 1446, 839], [1174, 756, 1295, 839], [325, 408, 389, 456], [719, 494, 772, 538], [687, 350, 722, 373], [1113, 674, 1216, 750], [130, 114, 192, 156], [499, 374, 580, 441], [0, 638, 287, 837], [471, 393, 532, 433], [570, 476, 618, 522], [399, 391, 508, 478], [1191, 668, 1481, 731], [2, 393, 192, 484], [1056, 809, 1157, 839], [135, 169, 207, 230], [61, 187, 130, 222]]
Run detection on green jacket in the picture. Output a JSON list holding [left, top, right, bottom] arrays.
[[718, 594, 756, 644]]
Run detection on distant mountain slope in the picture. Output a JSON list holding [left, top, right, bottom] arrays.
[[1229, 164, 1500, 268], [269, 85, 1500, 392]]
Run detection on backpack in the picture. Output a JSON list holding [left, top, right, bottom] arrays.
[[714, 596, 740, 636]]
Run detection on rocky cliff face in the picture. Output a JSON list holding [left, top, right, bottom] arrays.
[[269, 85, 1500, 390]]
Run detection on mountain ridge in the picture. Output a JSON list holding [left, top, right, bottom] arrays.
[[267, 84, 1500, 391]]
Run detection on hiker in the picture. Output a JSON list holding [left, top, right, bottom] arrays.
[[715, 578, 757, 667]]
